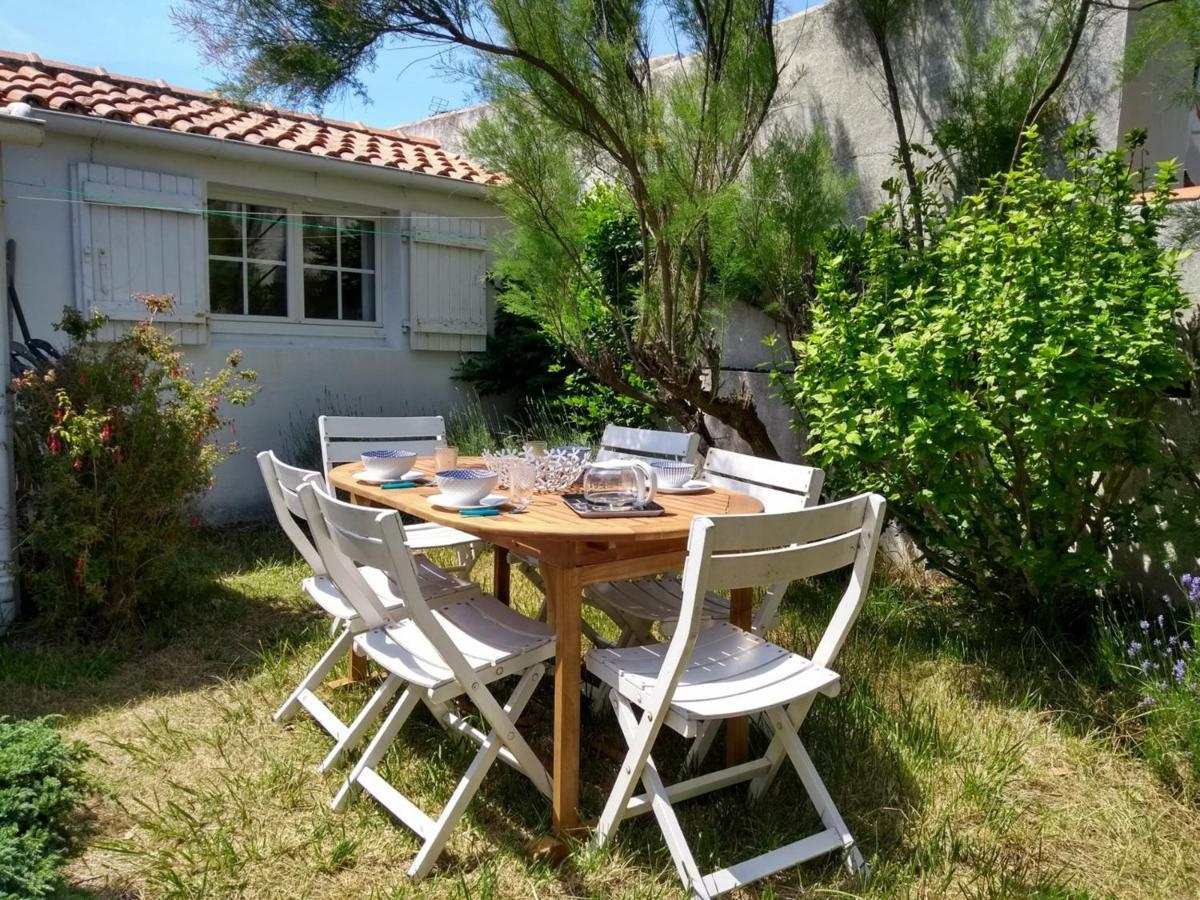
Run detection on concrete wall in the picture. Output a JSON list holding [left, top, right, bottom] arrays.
[[1, 128, 498, 521]]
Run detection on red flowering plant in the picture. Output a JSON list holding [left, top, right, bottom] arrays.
[[11, 296, 257, 635]]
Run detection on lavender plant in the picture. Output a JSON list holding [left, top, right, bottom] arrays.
[[1117, 575, 1200, 796]]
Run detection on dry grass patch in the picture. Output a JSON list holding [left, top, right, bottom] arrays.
[[2, 526, 1198, 899]]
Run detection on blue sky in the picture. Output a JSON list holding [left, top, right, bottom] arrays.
[[0, 2, 817, 129]]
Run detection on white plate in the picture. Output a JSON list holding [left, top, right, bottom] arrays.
[[427, 493, 508, 511], [354, 469, 426, 485], [656, 480, 712, 494]]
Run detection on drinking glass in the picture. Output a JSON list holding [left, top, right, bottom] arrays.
[[434, 445, 459, 471], [508, 460, 536, 511]]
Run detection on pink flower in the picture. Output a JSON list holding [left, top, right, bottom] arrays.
[[54, 409, 63, 424], [73, 457, 83, 471], [100, 424, 112, 445], [47, 433, 61, 455]]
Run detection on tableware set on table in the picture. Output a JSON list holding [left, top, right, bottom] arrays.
[[357, 439, 710, 518]]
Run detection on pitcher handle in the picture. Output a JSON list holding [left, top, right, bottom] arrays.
[[630, 460, 657, 506]]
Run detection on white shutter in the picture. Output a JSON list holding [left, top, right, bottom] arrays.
[[70, 163, 208, 344], [408, 213, 488, 352]]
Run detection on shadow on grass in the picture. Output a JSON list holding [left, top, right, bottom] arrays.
[[0, 524, 320, 721]]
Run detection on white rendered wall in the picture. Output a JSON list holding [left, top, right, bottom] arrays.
[[1, 130, 498, 520]]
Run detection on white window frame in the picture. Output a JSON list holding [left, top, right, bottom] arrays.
[[206, 188, 386, 337], [299, 214, 380, 325]]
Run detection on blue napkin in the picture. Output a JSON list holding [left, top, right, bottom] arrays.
[[460, 508, 501, 516], [381, 480, 420, 489]]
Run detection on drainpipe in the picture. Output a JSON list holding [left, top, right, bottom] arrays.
[[0, 102, 46, 636]]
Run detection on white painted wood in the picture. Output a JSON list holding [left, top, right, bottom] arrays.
[[316, 420, 482, 571], [305, 484, 555, 878], [70, 163, 208, 342], [596, 424, 701, 463], [409, 213, 488, 352], [588, 494, 886, 898], [583, 450, 828, 652]]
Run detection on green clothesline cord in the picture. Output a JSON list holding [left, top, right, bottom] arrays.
[[4, 177, 498, 246]]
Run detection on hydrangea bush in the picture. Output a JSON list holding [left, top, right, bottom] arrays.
[[11, 298, 257, 635]]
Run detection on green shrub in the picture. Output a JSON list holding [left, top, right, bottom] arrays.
[[12, 298, 257, 635], [785, 122, 1188, 626], [0, 717, 90, 899]]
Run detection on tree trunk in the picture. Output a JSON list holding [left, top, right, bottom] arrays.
[[874, 30, 924, 245]]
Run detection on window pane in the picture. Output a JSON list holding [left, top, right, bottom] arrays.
[[247, 263, 287, 316], [341, 272, 375, 321], [207, 200, 242, 257], [340, 219, 375, 270], [304, 267, 338, 319], [303, 215, 338, 266], [246, 205, 286, 261], [209, 259, 243, 314]]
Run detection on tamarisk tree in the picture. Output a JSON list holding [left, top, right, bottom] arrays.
[[177, 0, 788, 455]]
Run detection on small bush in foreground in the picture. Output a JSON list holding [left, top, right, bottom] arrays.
[[12, 298, 257, 635], [787, 122, 1188, 627], [0, 717, 90, 900]]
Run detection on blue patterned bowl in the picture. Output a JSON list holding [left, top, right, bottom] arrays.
[[651, 459, 696, 489], [361, 449, 418, 480], [435, 468, 499, 505]]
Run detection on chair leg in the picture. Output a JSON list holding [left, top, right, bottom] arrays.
[[274, 627, 354, 724], [748, 695, 815, 800], [319, 671, 405, 772], [762, 704, 859, 865], [331, 686, 422, 812], [684, 720, 721, 770], [600, 691, 708, 894], [407, 665, 545, 879]]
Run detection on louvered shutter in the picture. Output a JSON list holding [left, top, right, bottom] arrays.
[[70, 163, 208, 344], [408, 213, 488, 351]]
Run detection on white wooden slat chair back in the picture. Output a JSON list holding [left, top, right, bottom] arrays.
[[297, 482, 555, 878], [318, 415, 449, 480], [701, 447, 824, 513], [257, 450, 326, 576], [298, 482, 418, 632], [591, 493, 887, 899], [700, 448, 825, 632], [595, 424, 700, 464]]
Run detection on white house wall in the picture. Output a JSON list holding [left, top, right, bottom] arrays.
[[1, 130, 498, 520]]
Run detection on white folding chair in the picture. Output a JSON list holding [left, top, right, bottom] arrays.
[[258, 450, 474, 771], [587, 493, 886, 898], [298, 482, 556, 879], [586, 449, 825, 646], [318, 415, 484, 577]]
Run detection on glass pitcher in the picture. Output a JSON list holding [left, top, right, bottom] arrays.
[[582, 459, 658, 509]]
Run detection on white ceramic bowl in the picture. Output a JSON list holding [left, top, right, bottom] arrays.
[[361, 449, 418, 480], [651, 459, 696, 489], [436, 468, 500, 506]]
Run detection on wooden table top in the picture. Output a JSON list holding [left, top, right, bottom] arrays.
[[329, 456, 763, 544]]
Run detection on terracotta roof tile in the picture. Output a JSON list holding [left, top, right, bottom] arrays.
[[0, 49, 500, 186]]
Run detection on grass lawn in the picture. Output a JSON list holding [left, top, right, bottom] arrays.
[[3, 525, 1198, 899]]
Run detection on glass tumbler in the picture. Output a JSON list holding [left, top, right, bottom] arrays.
[[434, 445, 459, 470], [508, 460, 536, 511]]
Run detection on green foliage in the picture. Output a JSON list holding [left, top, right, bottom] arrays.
[[1121, 0, 1200, 115], [0, 717, 90, 900], [712, 126, 852, 348], [11, 300, 258, 635], [786, 122, 1188, 624], [933, 0, 1073, 195]]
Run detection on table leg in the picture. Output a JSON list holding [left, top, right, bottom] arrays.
[[543, 563, 583, 833], [725, 586, 755, 766], [493, 546, 511, 606]]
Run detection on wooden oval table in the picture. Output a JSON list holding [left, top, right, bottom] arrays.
[[330, 457, 763, 834]]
